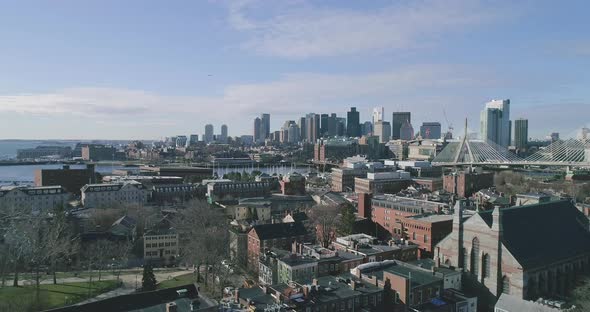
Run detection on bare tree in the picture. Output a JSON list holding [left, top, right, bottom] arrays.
[[307, 205, 341, 248], [176, 200, 229, 287]]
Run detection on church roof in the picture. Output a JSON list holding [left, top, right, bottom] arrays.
[[478, 200, 590, 269]]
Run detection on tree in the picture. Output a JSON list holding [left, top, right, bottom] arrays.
[[142, 264, 157, 291], [339, 204, 356, 236], [307, 205, 341, 248], [46, 205, 80, 285], [177, 200, 229, 286]]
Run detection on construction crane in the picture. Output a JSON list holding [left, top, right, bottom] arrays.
[[442, 107, 454, 139]]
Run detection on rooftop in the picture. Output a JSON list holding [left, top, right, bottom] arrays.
[[251, 222, 307, 240], [406, 214, 453, 223], [478, 200, 590, 269]]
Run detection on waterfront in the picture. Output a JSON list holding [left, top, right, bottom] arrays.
[[0, 163, 312, 185]]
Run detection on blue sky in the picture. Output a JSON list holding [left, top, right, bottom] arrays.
[[0, 0, 588, 140]]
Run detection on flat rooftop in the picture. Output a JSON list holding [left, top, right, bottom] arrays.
[[407, 214, 453, 223]]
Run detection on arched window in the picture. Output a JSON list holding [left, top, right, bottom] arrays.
[[502, 276, 510, 294], [445, 259, 451, 266], [470, 237, 480, 276], [482, 254, 490, 279]]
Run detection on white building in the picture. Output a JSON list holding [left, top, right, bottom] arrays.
[[374, 121, 391, 143], [0, 185, 70, 214], [480, 99, 511, 147], [372, 106, 384, 125], [81, 182, 149, 208]]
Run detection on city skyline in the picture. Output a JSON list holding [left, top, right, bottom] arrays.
[[0, 1, 589, 139]]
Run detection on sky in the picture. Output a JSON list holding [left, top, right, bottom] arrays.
[[0, 0, 589, 140]]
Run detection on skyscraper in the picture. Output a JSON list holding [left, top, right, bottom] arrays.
[[346, 107, 360, 137], [328, 113, 338, 137], [400, 120, 414, 141], [299, 117, 306, 141], [254, 117, 262, 143], [220, 124, 228, 143], [204, 124, 214, 143], [374, 121, 391, 143], [420, 122, 442, 140], [361, 121, 373, 136], [288, 123, 300, 143], [336, 117, 347, 136], [189, 134, 199, 146], [261, 114, 271, 139], [480, 99, 511, 147], [392, 112, 411, 140], [372, 107, 384, 125], [514, 118, 528, 152], [320, 114, 329, 137], [305, 113, 320, 142]]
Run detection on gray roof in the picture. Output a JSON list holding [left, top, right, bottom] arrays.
[[495, 293, 564, 312], [478, 200, 590, 269]]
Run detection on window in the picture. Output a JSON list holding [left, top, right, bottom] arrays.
[[502, 276, 510, 294], [483, 254, 490, 279], [470, 237, 479, 276]]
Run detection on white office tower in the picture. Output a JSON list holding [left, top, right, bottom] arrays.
[[374, 121, 391, 143], [372, 107, 384, 125], [480, 99, 511, 147]]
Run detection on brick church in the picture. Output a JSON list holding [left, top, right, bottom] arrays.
[[434, 199, 590, 303]]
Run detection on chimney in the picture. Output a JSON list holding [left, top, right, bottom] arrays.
[[358, 193, 373, 219], [234, 289, 240, 302], [491, 206, 503, 235], [166, 302, 177, 312]]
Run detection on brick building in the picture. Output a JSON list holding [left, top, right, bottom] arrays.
[[354, 171, 411, 195], [359, 193, 448, 240], [279, 172, 306, 195], [399, 214, 453, 258], [435, 200, 590, 308], [35, 164, 97, 194], [330, 167, 367, 192], [412, 177, 443, 191], [443, 167, 494, 198], [207, 181, 270, 203], [247, 222, 308, 272]]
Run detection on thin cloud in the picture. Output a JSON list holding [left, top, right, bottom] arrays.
[[227, 0, 514, 58], [0, 64, 492, 125]]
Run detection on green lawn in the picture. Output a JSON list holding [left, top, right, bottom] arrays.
[[157, 273, 195, 289], [0, 280, 120, 311]]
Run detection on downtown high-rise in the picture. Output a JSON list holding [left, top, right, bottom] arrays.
[[204, 124, 214, 143], [480, 99, 511, 147], [392, 112, 411, 140], [420, 122, 442, 140], [346, 107, 361, 137], [514, 118, 528, 152]]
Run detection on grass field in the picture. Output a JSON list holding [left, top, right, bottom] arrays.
[[157, 273, 195, 289], [1, 267, 180, 282], [0, 280, 120, 311]]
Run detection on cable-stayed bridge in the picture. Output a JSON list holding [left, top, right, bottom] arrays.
[[432, 136, 590, 168]]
